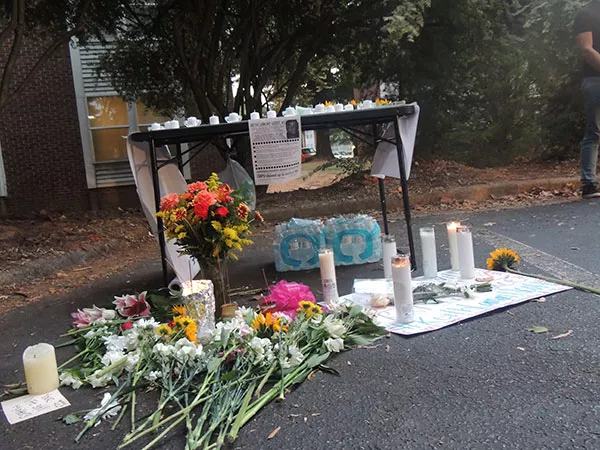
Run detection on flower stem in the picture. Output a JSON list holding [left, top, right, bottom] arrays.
[[58, 349, 90, 371], [505, 266, 600, 296]]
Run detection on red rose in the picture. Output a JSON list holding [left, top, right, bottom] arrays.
[[215, 206, 229, 217], [121, 321, 133, 331]]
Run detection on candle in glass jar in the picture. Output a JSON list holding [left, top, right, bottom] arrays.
[[23, 343, 60, 395], [457, 225, 476, 279], [381, 234, 397, 279], [420, 226, 438, 278], [447, 221, 461, 271], [209, 115, 219, 125], [392, 255, 414, 323], [319, 248, 338, 304]]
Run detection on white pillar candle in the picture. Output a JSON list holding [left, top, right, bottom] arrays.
[[266, 110, 277, 118], [447, 221, 461, 271], [392, 255, 414, 323], [344, 104, 354, 111], [420, 226, 438, 278], [23, 343, 60, 395], [382, 234, 397, 279], [457, 225, 476, 279], [250, 111, 261, 120], [319, 248, 339, 305], [209, 115, 219, 125]]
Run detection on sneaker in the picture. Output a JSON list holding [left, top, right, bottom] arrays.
[[582, 184, 600, 199]]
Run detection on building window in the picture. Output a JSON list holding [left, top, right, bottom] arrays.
[[87, 96, 129, 161]]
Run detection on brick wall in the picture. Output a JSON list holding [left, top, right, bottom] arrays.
[[0, 37, 89, 216]]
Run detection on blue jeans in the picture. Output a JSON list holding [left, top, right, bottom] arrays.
[[581, 77, 600, 187]]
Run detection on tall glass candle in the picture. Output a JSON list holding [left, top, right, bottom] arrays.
[[457, 225, 476, 279], [447, 221, 461, 271], [392, 255, 414, 323], [319, 248, 339, 304], [382, 234, 397, 279], [23, 343, 60, 395], [420, 226, 438, 278]]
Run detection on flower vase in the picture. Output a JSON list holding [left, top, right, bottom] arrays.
[[194, 257, 229, 319]]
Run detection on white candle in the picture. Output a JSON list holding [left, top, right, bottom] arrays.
[[457, 225, 476, 279], [169, 119, 180, 129], [314, 103, 325, 113], [23, 343, 59, 395], [150, 122, 161, 131], [447, 221, 461, 271], [319, 248, 338, 304], [334, 103, 344, 112], [344, 104, 354, 111], [250, 111, 261, 120], [362, 100, 374, 109], [284, 106, 296, 116], [382, 235, 397, 279], [325, 105, 335, 113], [209, 115, 219, 125], [266, 110, 277, 118], [420, 226, 438, 278], [182, 280, 216, 335], [392, 255, 414, 323]]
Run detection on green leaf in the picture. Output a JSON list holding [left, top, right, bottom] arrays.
[[62, 414, 81, 425], [349, 305, 363, 318], [527, 326, 549, 334], [207, 357, 222, 373], [305, 352, 331, 369]]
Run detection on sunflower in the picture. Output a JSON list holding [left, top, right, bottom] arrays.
[[487, 248, 520, 271], [156, 324, 172, 337]]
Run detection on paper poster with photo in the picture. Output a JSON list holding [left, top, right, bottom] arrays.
[[249, 117, 302, 185]]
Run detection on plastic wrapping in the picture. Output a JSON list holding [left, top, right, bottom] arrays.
[[273, 218, 325, 272], [324, 214, 382, 266]]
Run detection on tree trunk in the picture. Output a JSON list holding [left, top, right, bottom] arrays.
[[315, 129, 334, 160]]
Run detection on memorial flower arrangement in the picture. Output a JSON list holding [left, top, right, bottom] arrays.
[[58, 282, 386, 449], [487, 247, 600, 296], [156, 173, 263, 311]]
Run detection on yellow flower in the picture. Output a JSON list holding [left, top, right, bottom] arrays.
[[297, 301, 322, 319], [212, 221, 223, 232], [251, 313, 266, 330], [172, 305, 187, 317], [324, 100, 334, 107], [375, 98, 390, 105], [223, 227, 239, 240], [157, 324, 172, 337], [298, 301, 313, 311], [349, 99, 358, 106], [206, 172, 221, 190], [177, 232, 187, 239], [185, 322, 198, 344], [487, 248, 520, 271]]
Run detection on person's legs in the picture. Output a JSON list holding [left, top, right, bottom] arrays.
[[581, 77, 600, 197]]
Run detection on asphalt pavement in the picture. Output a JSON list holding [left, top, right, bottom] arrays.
[[1, 200, 599, 450]]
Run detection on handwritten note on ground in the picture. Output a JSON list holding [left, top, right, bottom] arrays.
[[2, 389, 70, 424]]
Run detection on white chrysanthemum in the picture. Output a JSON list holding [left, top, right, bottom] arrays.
[[236, 306, 256, 322], [84, 326, 108, 339], [59, 372, 83, 389], [153, 342, 176, 358], [283, 345, 304, 368], [101, 350, 126, 367], [324, 337, 344, 353], [125, 350, 140, 372], [323, 315, 347, 339], [86, 370, 113, 388], [133, 318, 159, 330], [83, 393, 121, 425], [144, 370, 162, 382], [248, 337, 274, 364], [103, 335, 127, 353]]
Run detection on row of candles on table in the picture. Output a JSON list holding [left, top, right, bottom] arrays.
[[148, 100, 388, 131], [318, 222, 475, 325]]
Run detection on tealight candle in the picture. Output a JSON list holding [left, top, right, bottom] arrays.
[[334, 103, 344, 112], [319, 248, 338, 305], [266, 110, 277, 118], [344, 104, 354, 111], [392, 255, 414, 323], [420, 226, 438, 278], [457, 225, 476, 279], [382, 235, 397, 279], [209, 115, 219, 125], [447, 222, 461, 271], [250, 111, 261, 120], [23, 343, 60, 395]]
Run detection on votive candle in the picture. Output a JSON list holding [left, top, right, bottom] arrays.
[[23, 343, 60, 395], [266, 110, 277, 118], [392, 255, 414, 323], [457, 225, 476, 279], [447, 221, 461, 271], [250, 111, 261, 120], [382, 234, 397, 279], [209, 115, 219, 125], [344, 104, 354, 111], [420, 226, 438, 278], [319, 248, 339, 305]]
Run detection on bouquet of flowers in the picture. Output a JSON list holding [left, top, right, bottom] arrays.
[[57, 282, 386, 449], [156, 173, 263, 312]]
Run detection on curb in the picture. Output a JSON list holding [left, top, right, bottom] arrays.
[[260, 177, 580, 222]]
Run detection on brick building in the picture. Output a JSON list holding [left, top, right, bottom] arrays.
[[0, 37, 229, 217]]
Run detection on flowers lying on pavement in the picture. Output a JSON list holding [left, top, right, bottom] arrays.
[[57, 284, 386, 449], [487, 247, 600, 296]]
